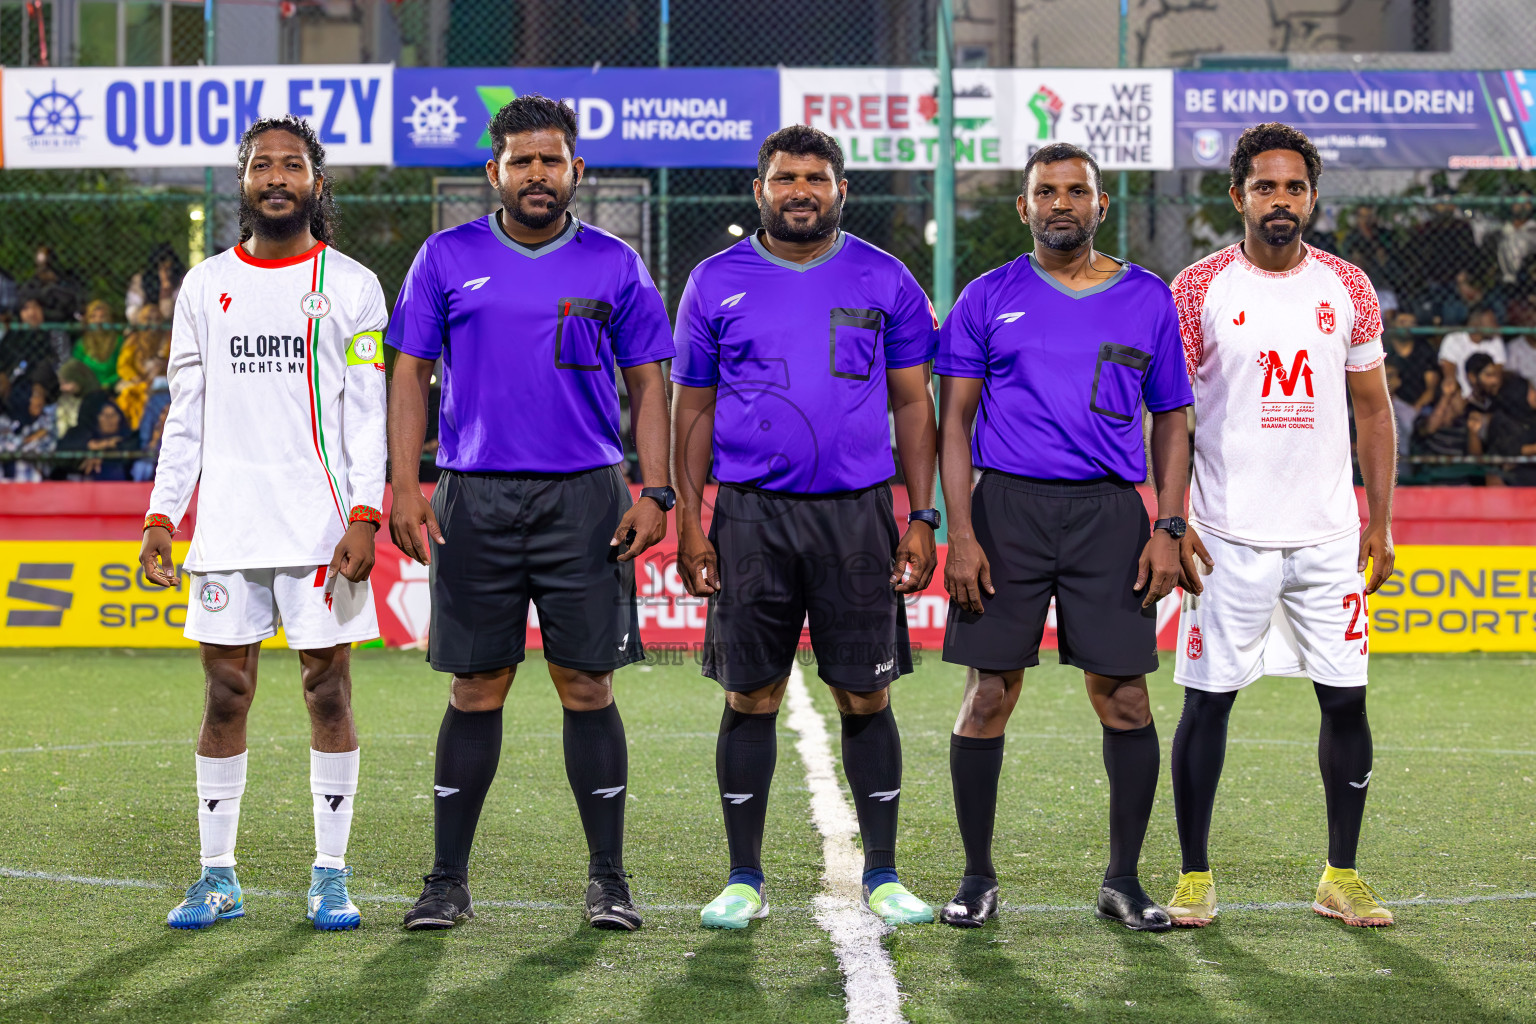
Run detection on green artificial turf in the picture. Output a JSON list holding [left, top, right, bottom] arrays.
[[1, 648, 1533, 1023]]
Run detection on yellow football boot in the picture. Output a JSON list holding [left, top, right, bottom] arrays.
[[1312, 864, 1394, 927], [1166, 870, 1217, 927]]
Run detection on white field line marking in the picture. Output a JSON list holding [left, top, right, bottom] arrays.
[[783, 664, 904, 1024], [5, 868, 1532, 916]]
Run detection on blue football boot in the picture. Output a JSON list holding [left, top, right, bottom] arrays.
[[307, 865, 362, 931], [167, 866, 244, 929]]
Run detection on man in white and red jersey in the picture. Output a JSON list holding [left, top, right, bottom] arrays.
[[1164, 123, 1398, 929], [138, 116, 387, 932]]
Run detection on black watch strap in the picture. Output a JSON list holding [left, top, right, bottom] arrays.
[[639, 486, 676, 511], [909, 508, 941, 530]]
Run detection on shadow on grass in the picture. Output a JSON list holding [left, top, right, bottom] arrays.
[[945, 925, 1095, 1023], [7, 923, 320, 1024], [269, 931, 449, 1024], [640, 928, 842, 1024], [3, 931, 185, 1024], [428, 924, 607, 1022], [1191, 921, 1525, 1024]]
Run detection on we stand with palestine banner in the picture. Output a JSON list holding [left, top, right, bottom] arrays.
[[4, 64, 1534, 171]]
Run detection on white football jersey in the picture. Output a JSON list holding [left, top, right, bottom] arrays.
[[1172, 243, 1384, 549], [149, 241, 388, 571]]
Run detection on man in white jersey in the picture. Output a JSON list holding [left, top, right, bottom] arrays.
[[1164, 123, 1397, 928], [138, 116, 387, 931]]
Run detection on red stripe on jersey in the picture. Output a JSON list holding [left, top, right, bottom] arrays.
[[233, 239, 327, 268], [1171, 244, 1242, 381], [303, 252, 346, 527], [314, 565, 328, 588]]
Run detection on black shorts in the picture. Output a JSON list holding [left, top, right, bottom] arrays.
[[703, 482, 912, 692], [427, 466, 642, 676], [942, 472, 1159, 677]]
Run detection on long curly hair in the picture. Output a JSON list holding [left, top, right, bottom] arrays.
[[235, 115, 336, 244]]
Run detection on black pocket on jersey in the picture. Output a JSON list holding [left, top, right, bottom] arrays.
[[829, 307, 884, 381], [555, 297, 613, 371], [1089, 343, 1151, 422]]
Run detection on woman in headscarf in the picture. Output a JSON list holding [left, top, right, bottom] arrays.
[[72, 299, 123, 389], [53, 358, 102, 439], [61, 394, 134, 481]]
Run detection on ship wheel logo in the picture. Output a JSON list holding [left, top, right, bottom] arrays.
[[401, 87, 467, 148], [20, 80, 89, 138]]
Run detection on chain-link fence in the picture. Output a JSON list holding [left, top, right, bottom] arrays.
[[3, 0, 1536, 485]]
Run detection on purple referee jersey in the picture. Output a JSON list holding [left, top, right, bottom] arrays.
[[387, 213, 673, 473], [935, 254, 1192, 482], [672, 231, 938, 494]]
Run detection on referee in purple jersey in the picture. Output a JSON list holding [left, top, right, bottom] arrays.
[[935, 144, 1192, 931], [672, 126, 941, 928], [387, 96, 674, 932]]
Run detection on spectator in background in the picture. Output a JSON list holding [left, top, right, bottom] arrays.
[[0, 298, 69, 381], [61, 396, 133, 481], [18, 245, 84, 324], [1409, 193, 1479, 320], [142, 243, 184, 322], [116, 304, 169, 392], [123, 272, 146, 323], [1384, 360, 1419, 481], [1503, 298, 1536, 382], [1342, 204, 1398, 301], [1416, 367, 1472, 465], [1465, 353, 1506, 478], [1385, 309, 1440, 411], [131, 374, 171, 483], [1489, 375, 1536, 485], [0, 265, 17, 317], [73, 299, 123, 390], [1439, 306, 1507, 396], [117, 353, 166, 430], [0, 378, 57, 482], [53, 359, 101, 439], [1494, 192, 1536, 296]]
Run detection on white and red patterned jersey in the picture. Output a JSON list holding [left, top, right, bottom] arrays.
[[148, 241, 388, 571], [1172, 243, 1383, 548]]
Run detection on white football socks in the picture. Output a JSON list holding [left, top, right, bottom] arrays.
[[196, 751, 247, 868], [311, 748, 359, 870]]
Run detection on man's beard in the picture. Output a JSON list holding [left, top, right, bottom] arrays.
[[1255, 209, 1302, 246], [503, 179, 575, 230], [760, 195, 843, 244], [240, 186, 319, 242], [1030, 212, 1097, 251]]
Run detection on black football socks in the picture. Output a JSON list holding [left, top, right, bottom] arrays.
[[563, 703, 630, 879], [1170, 687, 1237, 873], [717, 705, 778, 892], [1315, 682, 1373, 870], [949, 733, 1005, 880], [841, 705, 903, 890], [431, 705, 503, 882], [1102, 721, 1159, 889]]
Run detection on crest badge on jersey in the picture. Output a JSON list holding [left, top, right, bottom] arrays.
[[200, 581, 229, 613], [1315, 300, 1336, 334], [1185, 624, 1203, 660], [300, 291, 331, 320]]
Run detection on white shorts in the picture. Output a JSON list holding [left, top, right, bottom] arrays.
[[1174, 531, 1369, 692], [184, 565, 378, 649]]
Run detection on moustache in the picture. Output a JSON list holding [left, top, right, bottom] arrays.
[[260, 188, 296, 202], [519, 186, 558, 199], [1263, 211, 1300, 224]]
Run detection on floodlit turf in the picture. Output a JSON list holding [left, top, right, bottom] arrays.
[[1, 647, 1534, 1023]]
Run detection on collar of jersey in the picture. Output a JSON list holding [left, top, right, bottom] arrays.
[[1024, 252, 1128, 299], [1235, 240, 1312, 279], [488, 211, 579, 258], [232, 239, 326, 269], [749, 229, 846, 272]]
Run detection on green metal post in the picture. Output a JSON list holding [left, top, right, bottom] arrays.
[[933, 0, 955, 318], [1116, 0, 1128, 259], [932, 0, 955, 541], [656, 0, 670, 306], [203, 0, 215, 260]]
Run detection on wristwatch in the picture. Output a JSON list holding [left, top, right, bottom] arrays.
[[639, 486, 676, 511], [1153, 516, 1187, 539], [909, 508, 942, 530]]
